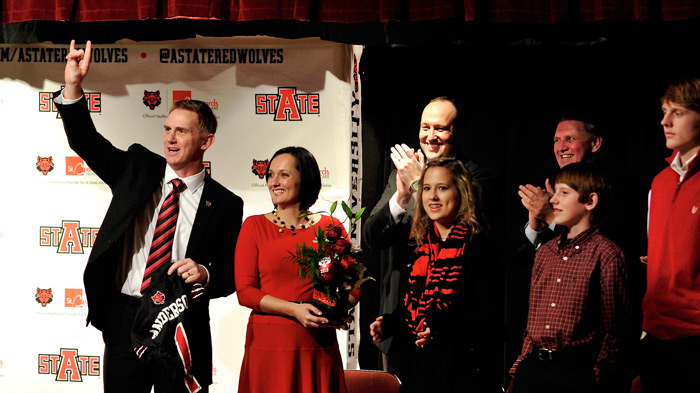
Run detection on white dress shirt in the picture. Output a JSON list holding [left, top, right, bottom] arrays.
[[389, 192, 409, 223], [120, 166, 205, 296], [524, 220, 557, 247], [55, 90, 207, 297]]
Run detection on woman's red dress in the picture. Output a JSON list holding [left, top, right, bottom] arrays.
[[235, 214, 347, 393]]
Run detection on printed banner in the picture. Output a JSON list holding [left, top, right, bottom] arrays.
[[345, 45, 364, 370], [0, 36, 359, 392]]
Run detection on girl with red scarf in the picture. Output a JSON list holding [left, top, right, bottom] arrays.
[[370, 157, 503, 393]]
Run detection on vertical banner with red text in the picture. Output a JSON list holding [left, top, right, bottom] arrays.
[[345, 45, 364, 370]]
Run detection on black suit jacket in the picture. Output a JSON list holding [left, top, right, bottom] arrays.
[[55, 93, 243, 386]]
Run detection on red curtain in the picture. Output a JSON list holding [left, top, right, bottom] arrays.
[[2, 0, 699, 23]]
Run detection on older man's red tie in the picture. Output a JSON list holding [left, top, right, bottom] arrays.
[[141, 178, 186, 293]]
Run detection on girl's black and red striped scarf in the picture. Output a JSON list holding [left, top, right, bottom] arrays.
[[404, 222, 469, 339]]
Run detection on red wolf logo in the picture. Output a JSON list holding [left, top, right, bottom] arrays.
[[36, 156, 54, 175], [143, 90, 162, 110], [36, 288, 53, 307], [152, 291, 165, 305], [251, 159, 269, 179]]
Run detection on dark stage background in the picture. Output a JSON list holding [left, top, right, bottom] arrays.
[[4, 9, 700, 385], [357, 41, 699, 383]]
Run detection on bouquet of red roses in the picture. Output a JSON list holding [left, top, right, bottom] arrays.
[[286, 201, 373, 321]]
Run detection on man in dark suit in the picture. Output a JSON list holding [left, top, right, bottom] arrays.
[[507, 115, 604, 374], [509, 112, 644, 392], [363, 96, 497, 381], [55, 40, 242, 393], [517, 115, 602, 245]]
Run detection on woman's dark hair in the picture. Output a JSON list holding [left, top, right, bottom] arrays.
[[266, 146, 321, 211]]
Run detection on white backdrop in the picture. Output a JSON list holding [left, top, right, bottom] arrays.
[[0, 36, 362, 392]]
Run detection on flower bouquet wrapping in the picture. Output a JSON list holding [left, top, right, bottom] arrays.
[[286, 201, 373, 322]]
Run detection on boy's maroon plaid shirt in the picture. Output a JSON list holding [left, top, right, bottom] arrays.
[[510, 226, 630, 379]]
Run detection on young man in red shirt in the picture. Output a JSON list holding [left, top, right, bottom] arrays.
[[641, 76, 700, 393], [511, 162, 630, 393]]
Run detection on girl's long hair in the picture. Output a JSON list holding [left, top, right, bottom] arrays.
[[412, 157, 485, 246]]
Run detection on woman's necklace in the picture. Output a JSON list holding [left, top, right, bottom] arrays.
[[272, 208, 314, 235]]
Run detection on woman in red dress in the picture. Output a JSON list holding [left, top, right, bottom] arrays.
[[235, 146, 348, 393]]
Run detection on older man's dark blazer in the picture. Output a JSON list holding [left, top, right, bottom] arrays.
[[55, 93, 242, 386]]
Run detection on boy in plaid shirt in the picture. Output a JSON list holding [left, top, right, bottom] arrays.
[[511, 162, 630, 393]]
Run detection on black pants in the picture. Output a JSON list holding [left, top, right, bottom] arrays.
[[513, 349, 598, 393], [386, 335, 501, 393], [640, 334, 700, 393], [102, 295, 208, 393]]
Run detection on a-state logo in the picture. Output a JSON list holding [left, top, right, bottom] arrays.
[[143, 90, 162, 110], [36, 288, 53, 307], [251, 159, 269, 179], [255, 87, 320, 121], [204, 161, 211, 175], [40, 221, 99, 254], [66, 156, 94, 176], [38, 348, 100, 382], [36, 156, 54, 176], [65, 288, 86, 308], [39, 90, 101, 119]]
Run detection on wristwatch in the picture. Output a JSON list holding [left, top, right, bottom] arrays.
[[410, 180, 419, 193]]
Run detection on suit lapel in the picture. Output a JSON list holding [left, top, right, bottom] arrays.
[[89, 158, 165, 264], [186, 173, 217, 257]]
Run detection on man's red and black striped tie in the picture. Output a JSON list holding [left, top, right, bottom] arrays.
[[141, 178, 186, 293]]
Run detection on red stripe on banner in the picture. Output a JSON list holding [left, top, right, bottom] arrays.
[[175, 323, 201, 393]]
